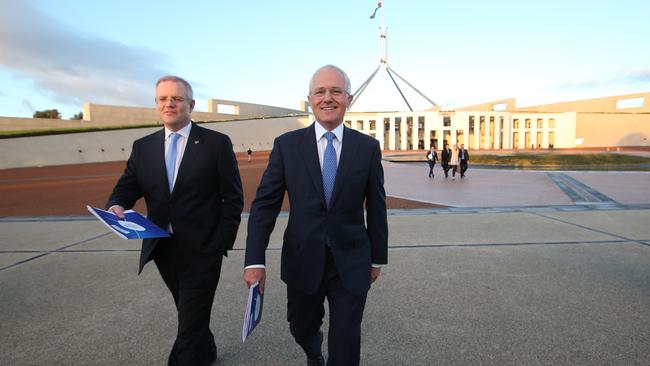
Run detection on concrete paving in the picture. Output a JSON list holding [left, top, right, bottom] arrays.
[[384, 161, 650, 208], [1, 165, 649, 365]]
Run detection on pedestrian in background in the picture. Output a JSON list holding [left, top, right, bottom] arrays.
[[449, 144, 460, 180], [426, 145, 438, 178], [441, 143, 451, 178], [459, 143, 469, 178]]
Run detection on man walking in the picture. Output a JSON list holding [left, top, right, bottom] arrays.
[[459, 143, 470, 178], [107, 76, 244, 365], [243, 65, 388, 366]]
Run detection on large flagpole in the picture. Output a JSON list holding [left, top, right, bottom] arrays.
[[351, 0, 437, 111]]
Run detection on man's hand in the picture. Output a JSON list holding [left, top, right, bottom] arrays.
[[371, 267, 381, 284], [243, 268, 266, 294], [108, 205, 125, 219]]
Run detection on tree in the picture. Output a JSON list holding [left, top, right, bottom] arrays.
[[33, 109, 61, 119], [71, 112, 83, 120]]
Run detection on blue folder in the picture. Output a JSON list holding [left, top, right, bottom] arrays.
[[87, 205, 170, 240], [242, 282, 264, 342]]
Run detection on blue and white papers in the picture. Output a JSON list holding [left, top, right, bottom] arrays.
[[242, 282, 264, 342], [86, 205, 170, 240]]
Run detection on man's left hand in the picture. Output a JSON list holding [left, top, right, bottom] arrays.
[[371, 267, 381, 284]]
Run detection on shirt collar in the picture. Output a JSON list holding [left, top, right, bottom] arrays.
[[314, 122, 344, 143], [165, 122, 192, 139]]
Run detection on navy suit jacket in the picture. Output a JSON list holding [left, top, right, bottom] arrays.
[[245, 123, 388, 295], [108, 123, 244, 273], [460, 149, 470, 162]]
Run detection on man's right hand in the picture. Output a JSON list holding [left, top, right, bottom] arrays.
[[243, 268, 266, 294], [108, 205, 125, 219]]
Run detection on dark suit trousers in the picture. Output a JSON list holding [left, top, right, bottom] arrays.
[[460, 161, 468, 176], [427, 161, 435, 177], [154, 236, 222, 366], [287, 249, 368, 366]]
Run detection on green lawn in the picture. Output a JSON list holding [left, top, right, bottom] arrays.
[[471, 153, 650, 168]]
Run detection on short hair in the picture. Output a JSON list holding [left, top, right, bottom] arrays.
[[309, 65, 351, 95], [156, 75, 194, 100]]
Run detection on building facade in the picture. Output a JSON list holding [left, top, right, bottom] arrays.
[[344, 110, 575, 150], [343, 92, 649, 150]]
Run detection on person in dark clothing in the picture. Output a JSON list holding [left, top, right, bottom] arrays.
[[107, 75, 244, 366], [441, 144, 451, 178], [459, 143, 469, 178], [425, 146, 438, 178]]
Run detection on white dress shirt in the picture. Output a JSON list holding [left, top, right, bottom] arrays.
[[164, 122, 192, 189], [314, 121, 343, 170], [164, 122, 191, 233]]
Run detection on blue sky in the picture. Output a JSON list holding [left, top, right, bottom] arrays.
[[1, 0, 648, 119]]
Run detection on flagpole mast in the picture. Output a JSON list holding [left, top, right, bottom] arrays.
[[379, 0, 387, 67], [352, 0, 438, 111]]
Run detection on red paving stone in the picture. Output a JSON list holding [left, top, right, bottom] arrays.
[[0, 152, 441, 217]]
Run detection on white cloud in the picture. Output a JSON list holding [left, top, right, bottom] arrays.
[[0, 0, 171, 108], [624, 69, 650, 84]]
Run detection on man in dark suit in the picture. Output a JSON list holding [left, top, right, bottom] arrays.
[[426, 145, 438, 178], [459, 143, 470, 178], [107, 75, 243, 366], [243, 65, 388, 366], [441, 143, 451, 178]]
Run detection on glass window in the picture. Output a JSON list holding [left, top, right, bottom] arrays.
[[537, 119, 543, 129], [513, 119, 519, 129], [369, 120, 376, 130], [418, 116, 425, 129], [549, 118, 556, 128]]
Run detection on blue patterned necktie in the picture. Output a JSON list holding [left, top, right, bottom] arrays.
[[166, 132, 180, 191], [322, 131, 337, 207]]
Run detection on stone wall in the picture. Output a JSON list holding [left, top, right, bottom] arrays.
[[0, 99, 306, 132], [514, 92, 650, 113], [576, 113, 650, 147], [0, 116, 310, 169]]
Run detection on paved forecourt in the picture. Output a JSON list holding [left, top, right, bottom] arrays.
[[2, 163, 650, 365], [1, 205, 649, 365], [383, 161, 650, 207]]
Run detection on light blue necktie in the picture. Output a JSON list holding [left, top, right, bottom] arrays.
[[322, 131, 337, 207], [166, 132, 180, 191]]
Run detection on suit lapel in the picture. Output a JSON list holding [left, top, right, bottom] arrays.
[[301, 123, 326, 208], [152, 129, 169, 196], [171, 122, 203, 197], [330, 126, 359, 208]]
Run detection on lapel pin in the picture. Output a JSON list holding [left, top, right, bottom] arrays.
[[194, 140, 199, 144]]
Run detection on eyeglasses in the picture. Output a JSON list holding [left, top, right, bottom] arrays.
[[155, 96, 186, 104], [309, 87, 348, 100]]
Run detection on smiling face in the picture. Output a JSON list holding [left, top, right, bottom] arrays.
[[308, 67, 353, 131], [155, 80, 195, 131]]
